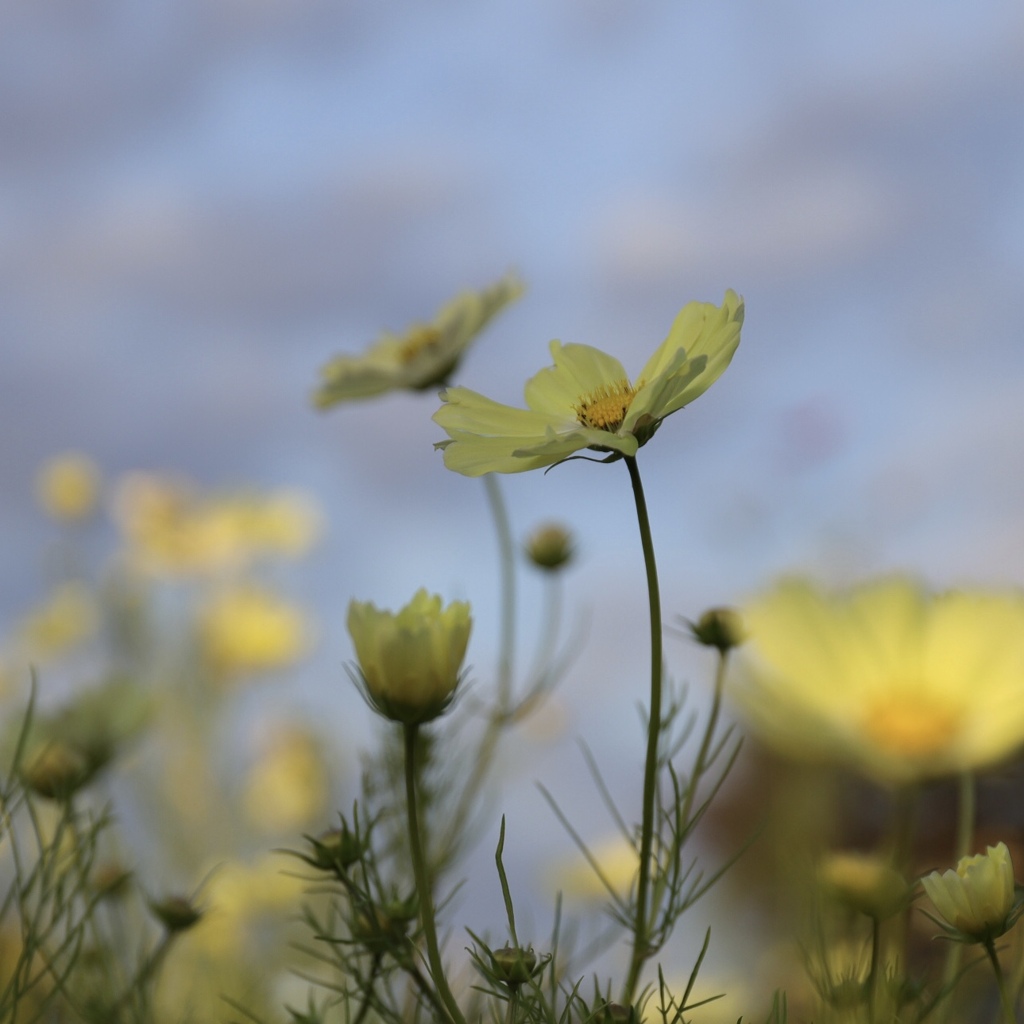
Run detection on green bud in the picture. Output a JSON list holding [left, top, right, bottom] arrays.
[[92, 863, 134, 901], [491, 944, 539, 986], [351, 897, 418, 953], [688, 607, 745, 653], [599, 1002, 638, 1024], [525, 524, 575, 572], [21, 742, 90, 800], [307, 826, 364, 873], [148, 894, 203, 932]]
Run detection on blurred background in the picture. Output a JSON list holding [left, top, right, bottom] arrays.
[[2, 0, 1023, 1005]]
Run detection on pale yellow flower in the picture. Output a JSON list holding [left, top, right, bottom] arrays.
[[243, 725, 329, 833], [112, 474, 321, 575], [548, 835, 642, 902], [35, 453, 100, 521], [314, 272, 524, 406], [921, 842, 1018, 941], [347, 589, 471, 725], [732, 577, 1024, 783], [818, 851, 908, 919], [199, 584, 311, 678], [17, 581, 98, 660], [433, 291, 742, 475]]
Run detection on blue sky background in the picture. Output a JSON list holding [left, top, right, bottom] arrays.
[[2, 0, 1024, 983]]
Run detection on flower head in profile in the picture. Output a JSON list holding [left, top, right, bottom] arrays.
[[433, 290, 743, 476], [731, 577, 1024, 783], [347, 589, 471, 725], [314, 272, 524, 407], [921, 842, 1021, 943]]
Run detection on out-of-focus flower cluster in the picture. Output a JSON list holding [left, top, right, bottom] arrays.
[[0, 452, 334, 1021]]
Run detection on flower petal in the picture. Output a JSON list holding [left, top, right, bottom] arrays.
[[433, 386, 557, 437], [638, 291, 743, 403], [525, 342, 629, 415]]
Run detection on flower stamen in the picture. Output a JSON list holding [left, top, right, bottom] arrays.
[[575, 380, 636, 432]]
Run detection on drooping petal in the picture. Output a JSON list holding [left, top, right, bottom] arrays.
[[437, 433, 560, 476], [513, 423, 639, 461]]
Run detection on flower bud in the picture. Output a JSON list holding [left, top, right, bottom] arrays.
[[21, 742, 90, 800], [598, 1002, 638, 1024], [688, 607, 745, 653], [347, 589, 471, 725], [525, 524, 574, 572], [307, 825, 365, 873], [491, 944, 538, 986], [351, 897, 418, 954], [819, 852, 908, 920], [92, 863, 134, 901], [921, 842, 1019, 942], [148, 894, 203, 932]]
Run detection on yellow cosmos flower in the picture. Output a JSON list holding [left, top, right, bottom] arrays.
[[818, 851, 908, 920], [243, 725, 329, 833], [732, 577, 1024, 783], [17, 581, 99, 660], [314, 272, 524, 406], [921, 842, 1019, 942], [199, 584, 311, 678], [113, 474, 321, 575], [432, 290, 743, 476], [347, 589, 471, 725], [35, 453, 101, 522]]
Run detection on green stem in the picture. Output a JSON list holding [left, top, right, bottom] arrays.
[[985, 939, 1016, 1024], [867, 915, 880, 1024], [938, 772, 976, 1021], [483, 473, 516, 710], [678, 649, 728, 831], [403, 723, 468, 1024], [622, 455, 663, 1004]]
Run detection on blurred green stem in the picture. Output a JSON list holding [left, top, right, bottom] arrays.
[[403, 723, 468, 1024], [483, 473, 516, 709], [936, 771, 975, 1024], [622, 455, 662, 1004]]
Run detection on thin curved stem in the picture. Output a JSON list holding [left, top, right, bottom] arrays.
[[403, 724, 468, 1024], [622, 455, 662, 1004], [483, 473, 516, 710], [678, 649, 728, 831], [985, 938, 1017, 1024]]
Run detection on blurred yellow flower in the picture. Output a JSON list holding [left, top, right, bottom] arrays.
[[922, 842, 1019, 942], [199, 585, 311, 678], [314, 271, 524, 406], [347, 589, 471, 725], [17, 581, 98, 660], [548, 835, 641, 902], [732, 577, 1024, 783], [818, 851, 908, 920], [243, 725, 329, 833], [433, 291, 742, 476], [112, 473, 321, 575], [35, 453, 100, 522]]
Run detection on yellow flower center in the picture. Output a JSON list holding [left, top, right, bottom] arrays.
[[398, 325, 442, 364], [575, 380, 637, 431], [862, 692, 962, 757]]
